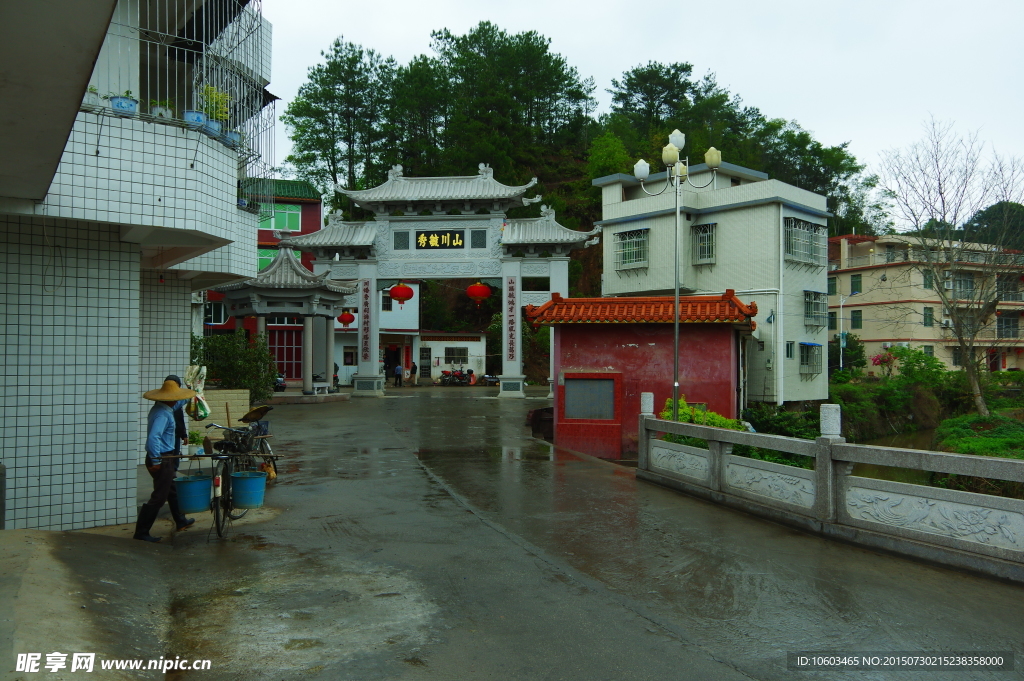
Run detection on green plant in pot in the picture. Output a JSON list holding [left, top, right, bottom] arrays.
[[83, 85, 103, 110], [149, 98, 174, 119], [187, 430, 204, 456], [105, 89, 139, 116], [200, 85, 231, 136]]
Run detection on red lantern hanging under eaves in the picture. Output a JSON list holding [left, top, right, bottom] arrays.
[[466, 282, 492, 308], [389, 283, 415, 308], [338, 311, 355, 327]]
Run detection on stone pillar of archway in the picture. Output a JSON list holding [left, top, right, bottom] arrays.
[[302, 316, 314, 394], [498, 259, 526, 398], [256, 316, 266, 336], [547, 257, 570, 400], [324, 314, 335, 391], [351, 275, 385, 396]]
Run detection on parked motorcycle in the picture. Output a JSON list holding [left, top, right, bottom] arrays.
[[273, 373, 287, 392]]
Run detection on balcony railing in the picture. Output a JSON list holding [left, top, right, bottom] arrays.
[[838, 249, 1024, 270], [940, 325, 1022, 341], [82, 0, 274, 218]]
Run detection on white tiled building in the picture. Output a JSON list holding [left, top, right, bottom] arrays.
[[593, 163, 830, 405], [0, 0, 274, 529]]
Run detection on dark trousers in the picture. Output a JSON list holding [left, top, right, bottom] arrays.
[[144, 452, 184, 521], [394, 374, 403, 387]]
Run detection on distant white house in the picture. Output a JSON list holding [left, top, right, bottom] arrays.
[[593, 162, 831, 405]]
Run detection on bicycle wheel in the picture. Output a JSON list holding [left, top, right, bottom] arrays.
[[256, 438, 277, 478], [212, 460, 230, 537]]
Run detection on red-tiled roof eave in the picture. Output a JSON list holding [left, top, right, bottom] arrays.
[[523, 290, 758, 328]]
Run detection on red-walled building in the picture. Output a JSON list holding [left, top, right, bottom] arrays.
[[204, 179, 326, 379], [525, 291, 758, 459]]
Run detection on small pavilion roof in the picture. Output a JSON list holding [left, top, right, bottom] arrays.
[[279, 222, 377, 249], [338, 163, 537, 205], [524, 290, 757, 328], [503, 205, 601, 246], [216, 249, 357, 293]]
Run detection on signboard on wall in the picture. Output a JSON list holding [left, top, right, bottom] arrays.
[[416, 230, 465, 249]]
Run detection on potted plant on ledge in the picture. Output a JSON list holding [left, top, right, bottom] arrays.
[[200, 84, 231, 137], [149, 99, 174, 119], [83, 85, 103, 111], [106, 90, 139, 116], [187, 430, 204, 457]]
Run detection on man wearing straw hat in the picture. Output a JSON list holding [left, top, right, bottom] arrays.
[[134, 377, 197, 542]]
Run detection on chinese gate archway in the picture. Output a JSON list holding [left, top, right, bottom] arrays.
[[280, 163, 601, 398]]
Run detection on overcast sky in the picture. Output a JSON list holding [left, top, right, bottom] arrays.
[[263, 0, 1024, 176]]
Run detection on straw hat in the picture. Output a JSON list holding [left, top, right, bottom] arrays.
[[143, 380, 196, 401]]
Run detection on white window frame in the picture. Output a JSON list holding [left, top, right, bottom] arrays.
[[784, 217, 827, 266], [203, 301, 227, 325], [614, 228, 649, 270], [803, 290, 828, 326], [258, 248, 301, 271], [691, 223, 716, 265], [259, 203, 302, 231], [444, 347, 469, 365]]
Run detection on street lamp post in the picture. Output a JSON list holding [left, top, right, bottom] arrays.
[[838, 292, 857, 369], [633, 131, 722, 421]]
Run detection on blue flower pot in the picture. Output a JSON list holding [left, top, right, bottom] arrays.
[[183, 110, 206, 128], [108, 97, 138, 116], [224, 130, 242, 148], [203, 119, 222, 136]]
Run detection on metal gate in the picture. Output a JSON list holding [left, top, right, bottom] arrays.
[[420, 346, 432, 377]]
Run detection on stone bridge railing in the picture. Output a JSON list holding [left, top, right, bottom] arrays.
[[637, 400, 1024, 583]]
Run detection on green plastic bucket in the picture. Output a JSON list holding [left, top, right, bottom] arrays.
[[231, 471, 267, 509], [174, 474, 212, 514]]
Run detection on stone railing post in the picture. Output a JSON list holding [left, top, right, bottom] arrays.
[[638, 392, 654, 470], [707, 440, 729, 492], [814, 403, 845, 522]]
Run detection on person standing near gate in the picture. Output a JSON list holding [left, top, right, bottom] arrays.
[[410, 361, 418, 387], [393, 362, 404, 387], [133, 378, 196, 542]]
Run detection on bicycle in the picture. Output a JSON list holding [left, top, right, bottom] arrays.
[[203, 423, 254, 536]]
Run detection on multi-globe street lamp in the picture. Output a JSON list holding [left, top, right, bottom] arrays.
[[632, 131, 722, 421]]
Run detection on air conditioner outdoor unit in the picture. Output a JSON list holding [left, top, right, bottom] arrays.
[[829, 264, 839, 271], [943, 281, 954, 290], [896, 342, 910, 348], [881, 342, 893, 349], [941, 319, 952, 328], [943, 271, 953, 279]]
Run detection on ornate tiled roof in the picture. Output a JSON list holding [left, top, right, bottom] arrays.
[[279, 222, 377, 248], [524, 291, 757, 328], [216, 249, 357, 293], [339, 163, 538, 205], [503, 205, 601, 245]]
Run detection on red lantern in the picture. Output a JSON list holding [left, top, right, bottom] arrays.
[[466, 282, 491, 308], [338, 311, 355, 327], [389, 283, 414, 308]]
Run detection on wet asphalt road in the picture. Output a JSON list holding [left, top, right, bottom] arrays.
[[70, 388, 1024, 680]]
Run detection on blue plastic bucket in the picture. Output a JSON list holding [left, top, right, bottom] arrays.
[[231, 471, 267, 509], [174, 474, 212, 514]]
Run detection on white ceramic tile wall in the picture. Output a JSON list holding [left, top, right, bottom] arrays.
[[0, 216, 140, 530], [33, 112, 253, 278], [137, 271, 193, 464]]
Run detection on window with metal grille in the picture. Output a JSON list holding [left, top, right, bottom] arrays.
[[998, 274, 1021, 301], [923, 307, 934, 327], [828, 277, 837, 296], [828, 312, 837, 330], [204, 302, 227, 325], [923, 270, 934, 289], [953, 272, 975, 299], [922, 345, 934, 357], [444, 347, 469, 365], [471, 230, 487, 248], [998, 316, 1019, 339], [614, 229, 649, 269], [850, 273, 862, 294], [784, 218, 827, 266], [799, 343, 822, 374], [785, 341, 795, 359], [381, 293, 392, 311], [851, 309, 863, 329], [803, 290, 828, 326], [393, 231, 410, 250], [691, 223, 716, 264]]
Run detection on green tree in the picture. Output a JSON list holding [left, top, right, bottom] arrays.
[[191, 331, 278, 405], [587, 130, 632, 179], [828, 332, 866, 376], [281, 38, 395, 216]]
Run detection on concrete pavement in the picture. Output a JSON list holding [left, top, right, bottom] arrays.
[[5, 387, 1024, 679]]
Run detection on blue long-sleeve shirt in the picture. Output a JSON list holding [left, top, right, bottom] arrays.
[[146, 401, 185, 463]]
